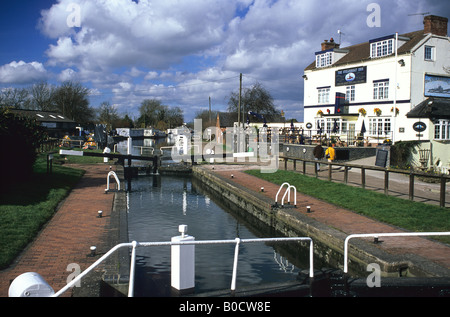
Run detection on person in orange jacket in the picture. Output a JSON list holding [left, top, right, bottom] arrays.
[[325, 144, 336, 162]]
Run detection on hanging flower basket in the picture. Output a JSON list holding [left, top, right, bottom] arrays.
[[358, 108, 366, 116], [391, 107, 399, 116], [317, 110, 323, 117], [374, 108, 382, 116]]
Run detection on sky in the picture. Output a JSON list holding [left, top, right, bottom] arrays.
[[0, 0, 449, 123]]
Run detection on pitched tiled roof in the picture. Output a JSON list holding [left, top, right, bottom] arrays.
[[305, 30, 427, 71]]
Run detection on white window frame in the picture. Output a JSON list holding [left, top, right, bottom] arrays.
[[370, 39, 394, 58], [317, 118, 348, 135], [346, 85, 355, 102], [434, 120, 450, 140], [317, 118, 325, 132], [369, 117, 391, 137], [316, 52, 333, 68], [373, 81, 389, 100], [424, 46, 435, 61], [318, 87, 330, 104], [340, 119, 348, 133], [326, 118, 332, 134]]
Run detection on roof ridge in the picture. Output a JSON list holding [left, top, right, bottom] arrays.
[[305, 29, 428, 71]]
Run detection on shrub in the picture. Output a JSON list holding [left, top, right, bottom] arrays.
[[390, 140, 420, 169], [0, 108, 47, 187]]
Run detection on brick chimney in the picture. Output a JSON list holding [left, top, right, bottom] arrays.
[[321, 38, 340, 51], [423, 15, 448, 36]]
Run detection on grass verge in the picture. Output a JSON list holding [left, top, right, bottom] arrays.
[[0, 152, 85, 269], [55, 147, 106, 164], [245, 169, 450, 244]]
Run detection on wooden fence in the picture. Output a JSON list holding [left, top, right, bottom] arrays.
[[280, 156, 449, 208]]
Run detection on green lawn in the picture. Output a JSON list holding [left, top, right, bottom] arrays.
[[0, 152, 85, 269], [246, 169, 450, 244]]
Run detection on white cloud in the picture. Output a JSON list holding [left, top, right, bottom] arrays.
[[32, 0, 450, 122], [144, 71, 159, 81], [0, 61, 48, 84], [40, 0, 240, 72], [58, 68, 78, 82]]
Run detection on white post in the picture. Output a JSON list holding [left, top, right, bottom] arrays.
[[231, 238, 241, 292], [128, 241, 138, 297], [171, 225, 195, 294], [127, 137, 132, 155], [103, 147, 111, 163]]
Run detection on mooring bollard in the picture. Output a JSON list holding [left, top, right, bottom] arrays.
[[171, 225, 195, 294]]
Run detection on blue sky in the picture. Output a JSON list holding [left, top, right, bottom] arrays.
[[1, 0, 449, 123]]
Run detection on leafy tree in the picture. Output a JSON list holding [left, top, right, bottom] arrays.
[[136, 99, 184, 129], [166, 106, 184, 128], [97, 101, 119, 132], [115, 114, 134, 129], [136, 99, 163, 128]]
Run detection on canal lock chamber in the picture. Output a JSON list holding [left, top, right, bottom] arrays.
[[110, 171, 370, 297]]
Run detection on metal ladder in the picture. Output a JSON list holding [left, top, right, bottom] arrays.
[[275, 182, 297, 207], [105, 171, 121, 192]]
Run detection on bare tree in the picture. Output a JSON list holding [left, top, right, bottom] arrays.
[[52, 81, 94, 124], [0, 88, 30, 109], [29, 82, 54, 111], [227, 82, 281, 122]]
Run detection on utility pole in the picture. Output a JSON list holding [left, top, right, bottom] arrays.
[[209, 96, 211, 123], [238, 73, 242, 127], [238, 73, 242, 152]]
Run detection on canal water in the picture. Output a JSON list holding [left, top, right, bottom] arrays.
[[127, 174, 321, 297]]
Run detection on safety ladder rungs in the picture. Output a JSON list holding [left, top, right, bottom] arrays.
[[274, 182, 297, 207]]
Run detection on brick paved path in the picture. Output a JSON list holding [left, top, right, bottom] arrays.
[[206, 164, 450, 273], [0, 164, 116, 297]]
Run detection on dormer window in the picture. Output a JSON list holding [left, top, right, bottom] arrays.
[[316, 51, 333, 68], [370, 36, 394, 58]]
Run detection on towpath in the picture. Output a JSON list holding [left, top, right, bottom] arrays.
[[0, 164, 117, 297]]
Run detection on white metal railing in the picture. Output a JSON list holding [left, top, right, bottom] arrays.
[[133, 146, 155, 155], [344, 232, 450, 273], [16, 231, 450, 297], [160, 145, 201, 156], [159, 146, 174, 155], [52, 237, 313, 297], [275, 182, 297, 207]]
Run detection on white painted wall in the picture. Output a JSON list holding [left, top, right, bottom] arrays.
[[303, 34, 449, 147]]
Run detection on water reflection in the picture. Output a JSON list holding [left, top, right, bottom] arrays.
[[127, 175, 309, 297]]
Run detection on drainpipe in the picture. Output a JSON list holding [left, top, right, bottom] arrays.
[[393, 32, 398, 143]]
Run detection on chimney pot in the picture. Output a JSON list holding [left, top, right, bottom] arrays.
[[321, 38, 340, 51]]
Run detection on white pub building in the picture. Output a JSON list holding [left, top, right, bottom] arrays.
[[303, 15, 449, 171]]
